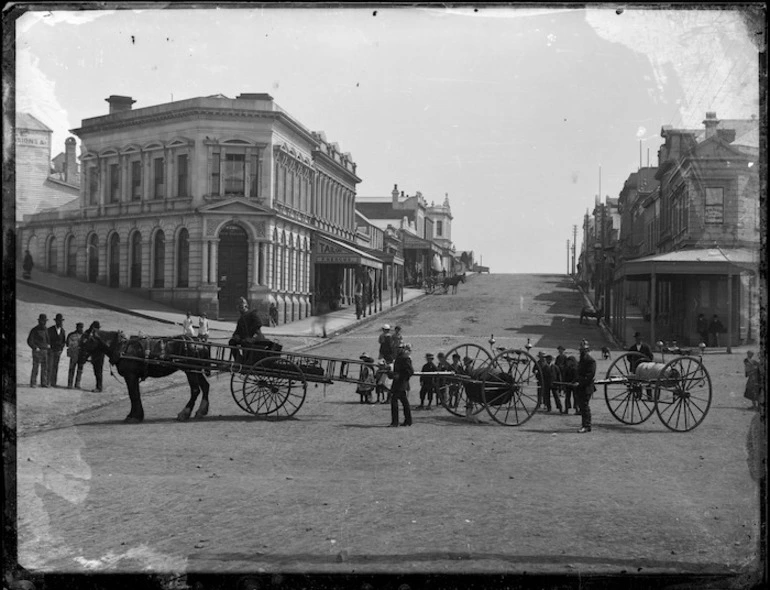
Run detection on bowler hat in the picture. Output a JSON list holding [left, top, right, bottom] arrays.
[[437, 352, 445, 358], [634, 331, 642, 338], [76, 322, 84, 328], [557, 345, 565, 351], [91, 321, 101, 329], [38, 313, 47, 321], [54, 313, 64, 321], [426, 353, 434, 359], [537, 351, 546, 358], [545, 354, 554, 360]]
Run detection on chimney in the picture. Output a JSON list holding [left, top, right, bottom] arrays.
[[106, 95, 136, 114], [64, 137, 77, 183], [391, 184, 399, 206], [703, 112, 719, 139]]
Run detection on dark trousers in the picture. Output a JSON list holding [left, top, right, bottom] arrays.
[[68, 357, 83, 388], [548, 386, 563, 410], [31, 349, 48, 386], [575, 386, 593, 428], [92, 356, 104, 390], [390, 389, 412, 425], [419, 384, 435, 405], [48, 349, 63, 386], [563, 386, 575, 410]]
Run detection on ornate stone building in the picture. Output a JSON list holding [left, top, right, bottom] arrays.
[[18, 93, 365, 321]]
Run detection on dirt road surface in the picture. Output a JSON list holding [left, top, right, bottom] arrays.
[[12, 274, 763, 584]]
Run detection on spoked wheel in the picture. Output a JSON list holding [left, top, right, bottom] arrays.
[[604, 352, 656, 425], [242, 357, 308, 418], [482, 348, 542, 426], [436, 343, 493, 417], [654, 356, 712, 432], [230, 360, 252, 413]]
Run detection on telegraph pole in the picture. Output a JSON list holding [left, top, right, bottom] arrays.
[[566, 239, 570, 275], [572, 224, 578, 275]]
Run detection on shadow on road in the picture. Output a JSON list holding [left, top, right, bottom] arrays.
[[74, 414, 301, 427]]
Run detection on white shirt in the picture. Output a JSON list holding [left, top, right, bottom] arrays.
[[182, 317, 196, 337], [198, 317, 209, 337]]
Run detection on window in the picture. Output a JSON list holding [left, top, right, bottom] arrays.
[[177, 154, 188, 198], [211, 152, 221, 195], [109, 163, 120, 202], [66, 236, 76, 277], [249, 154, 259, 198], [225, 153, 245, 196], [47, 237, 58, 272], [153, 157, 165, 199], [153, 231, 165, 287], [436, 220, 443, 236], [131, 161, 142, 201], [88, 166, 99, 205], [705, 188, 724, 224], [177, 229, 189, 287]]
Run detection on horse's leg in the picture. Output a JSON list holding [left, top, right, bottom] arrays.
[[177, 372, 199, 421], [124, 373, 144, 424], [194, 373, 210, 418]]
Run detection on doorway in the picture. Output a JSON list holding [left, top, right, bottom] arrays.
[[218, 223, 249, 316]]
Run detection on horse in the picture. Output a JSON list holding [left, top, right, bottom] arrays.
[[579, 306, 603, 326], [442, 273, 467, 294], [78, 329, 212, 424]]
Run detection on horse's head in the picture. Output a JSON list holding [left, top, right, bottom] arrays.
[[78, 329, 126, 365]]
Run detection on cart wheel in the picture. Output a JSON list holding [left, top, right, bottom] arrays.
[[242, 357, 308, 418], [481, 348, 541, 426], [603, 352, 656, 425], [436, 343, 493, 417], [230, 363, 252, 413], [654, 356, 712, 432]]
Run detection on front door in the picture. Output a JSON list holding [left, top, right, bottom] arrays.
[[218, 223, 249, 316]]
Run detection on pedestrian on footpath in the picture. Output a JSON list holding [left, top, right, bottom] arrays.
[[696, 313, 709, 347], [182, 311, 196, 337], [268, 302, 279, 327], [47, 313, 67, 387], [571, 340, 597, 433], [83, 321, 104, 392], [389, 343, 414, 427], [418, 352, 437, 409], [709, 314, 725, 348], [743, 350, 763, 410], [22, 249, 34, 279], [66, 322, 85, 389], [354, 280, 364, 320], [198, 312, 209, 341], [27, 313, 50, 388], [378, 324, 394, 363]]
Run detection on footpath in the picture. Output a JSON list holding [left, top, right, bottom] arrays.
[[15, 269, 425, 343]]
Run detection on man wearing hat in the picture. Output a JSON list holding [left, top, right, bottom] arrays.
[[418, 352, 438, 409], [66, 322, 85, 389], [83, 321, 104, 392], [47, 313, 67, 387], [545, 354, 564, 413], [27, 313, 51, 387], [389, 343, 414, 426], [536, 351, 551, 410], [628, 331, 653, 373], [571, 340, 597, 433], [378, 324, 394, 364]]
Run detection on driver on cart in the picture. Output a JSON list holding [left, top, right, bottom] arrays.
[[230, 297, 266, 363]]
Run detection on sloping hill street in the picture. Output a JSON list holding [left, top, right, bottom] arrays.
[[13, 273, 762, 582]]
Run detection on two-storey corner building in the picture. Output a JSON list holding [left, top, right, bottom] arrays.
[[17, 93, 365, 322], [354, 211, 405, 311], [426, 194, 457, 273], [612, 112, 760, 348], [15, 114, 80, 223]]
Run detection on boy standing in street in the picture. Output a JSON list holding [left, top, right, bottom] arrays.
[[66, 322, 85, 389], [418, 353, 437, 409]]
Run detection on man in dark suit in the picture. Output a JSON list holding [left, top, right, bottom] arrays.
[[47, 313, 67, 387], [389, 343, 414, 427], [230, 297, 266, 364], [83, 321, 104, 392], [628, 331, 653, 372], [572, 340, 597, 433]]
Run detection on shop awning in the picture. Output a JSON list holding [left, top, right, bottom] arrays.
[[402, 233, 442, 255], [616, 248, 759, 278], [358, 245, 404, 267], [315, 236, 383, 270]]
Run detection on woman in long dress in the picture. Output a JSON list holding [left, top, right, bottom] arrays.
[[743, 350, 762, 410]]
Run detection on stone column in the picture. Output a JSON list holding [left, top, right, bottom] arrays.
[[201, 239, 209, 285]]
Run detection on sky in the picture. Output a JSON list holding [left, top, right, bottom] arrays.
[[11, 5, 761, 274]]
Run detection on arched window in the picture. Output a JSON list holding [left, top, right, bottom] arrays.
[[153, 230, 165, 288], [130, 232, 142, 288], [177, 228, 189, 287], [87, 234, 99, 283], [66, 235, 77, 277], [47, 236, 58, 272]]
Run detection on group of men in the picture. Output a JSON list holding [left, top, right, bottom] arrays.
[[27, 313, 104, 391]]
